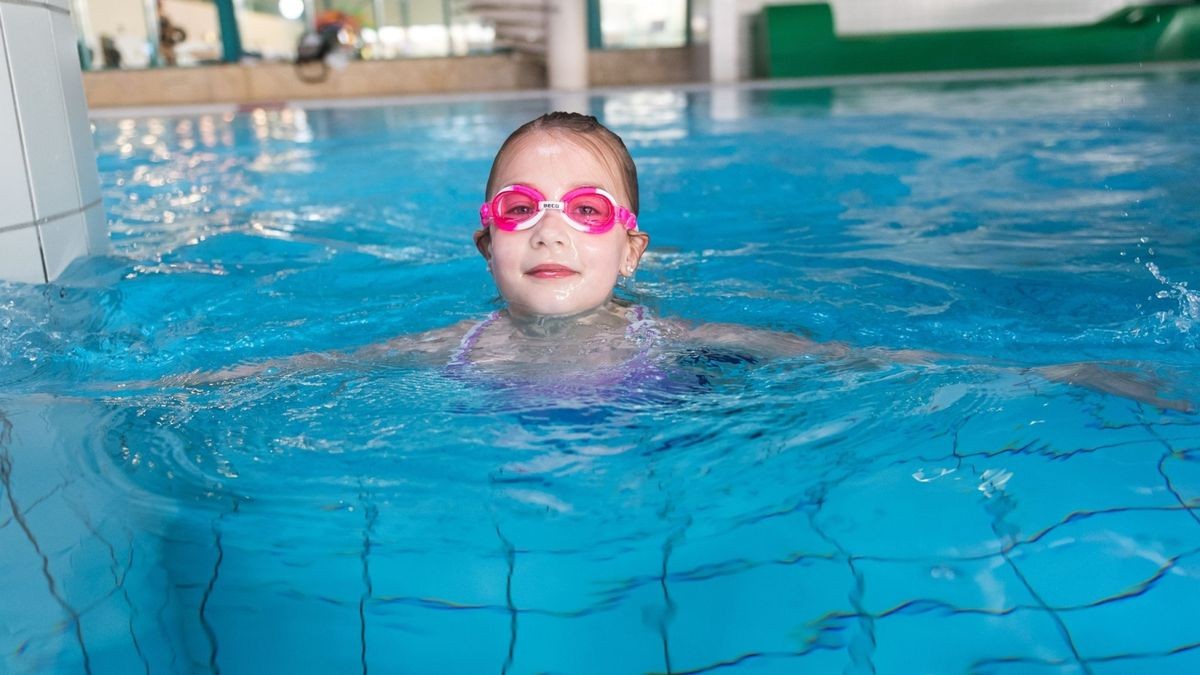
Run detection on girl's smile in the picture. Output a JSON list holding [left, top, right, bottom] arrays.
[[526, 263, 578, 279]]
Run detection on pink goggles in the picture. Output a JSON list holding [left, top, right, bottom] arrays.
[[480, 184, 638, 234]]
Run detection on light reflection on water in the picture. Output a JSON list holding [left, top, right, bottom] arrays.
[[2, 72, 1200, 673]]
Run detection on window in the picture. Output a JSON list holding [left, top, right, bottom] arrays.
[[599, 0, 687, 48]]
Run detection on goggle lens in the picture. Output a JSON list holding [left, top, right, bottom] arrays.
[[494, 191, 540, 229], [564, 192, 614, 230]]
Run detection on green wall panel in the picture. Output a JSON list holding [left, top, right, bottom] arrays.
[[757, 3, 1200, 78]]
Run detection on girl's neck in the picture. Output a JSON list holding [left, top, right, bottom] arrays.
[[504, 301, 629, 338]]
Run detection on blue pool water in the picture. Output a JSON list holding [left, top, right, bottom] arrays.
[[2, 71, 1200, 673]]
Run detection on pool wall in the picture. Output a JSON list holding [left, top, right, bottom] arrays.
[[0, 0, 105, 284]]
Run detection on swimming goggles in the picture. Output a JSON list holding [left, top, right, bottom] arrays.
[[480, 184, 639, 234]]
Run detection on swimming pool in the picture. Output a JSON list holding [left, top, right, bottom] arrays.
[[2, 70, 1199, 673]]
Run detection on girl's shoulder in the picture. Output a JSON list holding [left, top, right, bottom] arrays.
[[354, 319, 481, 362]]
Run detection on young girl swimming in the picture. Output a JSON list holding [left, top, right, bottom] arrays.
[[157, 112, 1189, 411], [412, 112, 857, 369]]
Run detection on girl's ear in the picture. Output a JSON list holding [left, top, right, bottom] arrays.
[[473, 229, 492, 260], [624, 231, 650, 272]]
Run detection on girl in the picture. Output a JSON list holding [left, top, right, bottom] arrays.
[[409, 111, 855, 373]]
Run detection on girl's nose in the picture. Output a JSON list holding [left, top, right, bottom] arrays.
[[530, 210, 571, 247]]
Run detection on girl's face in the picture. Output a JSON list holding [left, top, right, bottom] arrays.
[[475, 130, 649, 319]]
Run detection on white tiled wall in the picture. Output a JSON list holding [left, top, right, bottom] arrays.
[[84, 202, 107, 255], [40, 213, 88, 281], [0, 2, 106, 284], [0, 21, 34, 232], [51, 13, 102, 215], [0, 227, 46, 283], [4, 5, 79, 222]]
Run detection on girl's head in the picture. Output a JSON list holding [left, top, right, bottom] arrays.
[[475, 113, 650, 319]]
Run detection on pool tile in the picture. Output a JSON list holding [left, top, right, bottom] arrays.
[[0, 504, 76, 672], [0, 41, 34, 232], [9, 496, 132, 619], [1, 630, 87, 674], [115, 535, 194, 671], [980, 440, 1178, 515], [812, 462, 1005, 559], [669, 502, 839, 577], [853, 555, 1039, 620], [1008, 508, 1200, 610], [874, 608, 1084, 673], [182, 514, 368, 668], [84, 200, 108, 255], [38, 211, 88, 281], [1058, 557, 1200, 661], [365, 602, 511, 672], [56, 526, 131, 602], [368, 545, 511, 608], [506, 584, 665, 672], [665, 557, 854, 672], [205, 585, 363, 674], [1162, 449, 1200, 505], [952, 388, 1165, 460], [0, 227, 44, 284], [49, 12, 101, 208], [509, 543, 662, 615], [155, 535, 228, 670], [76, 590, 155, 675]]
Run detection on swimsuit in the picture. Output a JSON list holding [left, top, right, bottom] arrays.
[[445, 306, 758, 414], [445, 305, 670, 394]]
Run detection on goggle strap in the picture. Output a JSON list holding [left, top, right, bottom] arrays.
[[618, 207, 638, 231]]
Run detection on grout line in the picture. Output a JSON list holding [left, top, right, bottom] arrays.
[[495, 524, 517, 675], [34, 224, 48, 292], [199, 500, 238, 675], [358, 488, 378, 675], [0, 198, 103, 234], [85, 59, 1200, 119]]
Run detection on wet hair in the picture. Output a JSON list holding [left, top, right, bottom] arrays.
[[485, 112, 639, 214]]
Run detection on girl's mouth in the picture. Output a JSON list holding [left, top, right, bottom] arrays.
[[526, 264, 578, 279]]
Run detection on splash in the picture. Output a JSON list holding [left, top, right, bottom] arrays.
[[1146, 261, 1200, 335]]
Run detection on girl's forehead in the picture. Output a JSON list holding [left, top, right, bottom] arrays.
[[500, 131, 607, 170], [495, 131, 628, 198]]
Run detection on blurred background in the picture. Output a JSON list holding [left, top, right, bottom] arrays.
[[69, 0, 1200, 109], [75, 0, 696, 69]]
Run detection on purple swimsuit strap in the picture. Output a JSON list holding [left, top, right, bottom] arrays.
[[625, 304, 658, 341], [449, 311, 500, 368]]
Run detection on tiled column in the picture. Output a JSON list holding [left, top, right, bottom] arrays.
[[709, 0, 739, 84], [546, 0, 587, 90], [0, 0, 105, 285]]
